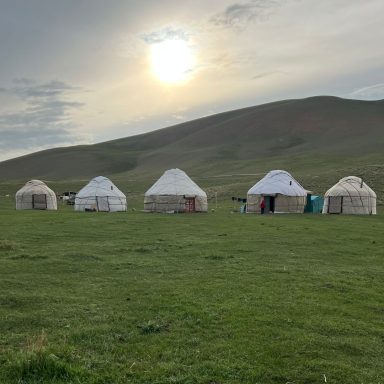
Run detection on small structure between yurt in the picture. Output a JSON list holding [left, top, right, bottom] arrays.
[[75, 176, 127, 212], [16, 180, 57, 210], [144, 168, 208, 213], [322, 176, 376, 215], [304, 193, 324, 213], [246, 170, 307, 213]]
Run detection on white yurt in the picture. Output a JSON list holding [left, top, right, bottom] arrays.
[[16, 180, 57, 210], [144, 168, 208, 213], [322, 176, 376, 215], [246, 170, 307, 213], [75, 176, 127, 212]]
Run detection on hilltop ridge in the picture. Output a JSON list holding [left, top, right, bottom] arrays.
[[0, 96, 383, 182]]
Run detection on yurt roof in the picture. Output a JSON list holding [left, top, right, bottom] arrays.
[[325, 176, 376, 198], [76, 176, 126, 198], [16, 179, 54, 195], [145, 168, 207, 197], [247, 170, 307, 196], [27, 180, 47, 186]]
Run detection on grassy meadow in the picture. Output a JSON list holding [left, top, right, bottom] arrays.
[[0, 193, 383, 384]]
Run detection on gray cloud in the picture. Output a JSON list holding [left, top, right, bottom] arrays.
[[0, 79, 84, 151], [210, 0, 282, 30], [10, 78, 80, 98], [140, 27, 190, 44]]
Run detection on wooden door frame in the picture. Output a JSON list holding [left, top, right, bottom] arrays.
[[32, 194, 47, 209], [327, 196, 343, 214], [185, 197, 196, 213]]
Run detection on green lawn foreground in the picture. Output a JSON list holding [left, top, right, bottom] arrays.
[[0, 206, 383, 383]]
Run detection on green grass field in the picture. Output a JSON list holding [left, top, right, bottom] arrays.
[[1, 196, 383, 384]]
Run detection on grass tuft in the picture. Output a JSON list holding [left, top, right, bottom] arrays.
[[4, 331, 80, 382], [0, 240, 17, 251], [0, 296, 23, 308], [137, 320, 170, 335], [12, 350, 74, 382]]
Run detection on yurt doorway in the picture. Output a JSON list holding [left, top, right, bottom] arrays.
[[185, 197, 196, 212], [327, 196, 343, 214], [96, 196, 110, 212], [264, 196, 275, 213], [32, 194, 47, 209]]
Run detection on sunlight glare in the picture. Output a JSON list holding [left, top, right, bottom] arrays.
[[150, 39, 195, 84]]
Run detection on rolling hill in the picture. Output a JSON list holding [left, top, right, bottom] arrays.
[[0, 96, 383, 200]]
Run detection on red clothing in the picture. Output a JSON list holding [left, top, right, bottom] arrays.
[[260, 200, 266, 209]]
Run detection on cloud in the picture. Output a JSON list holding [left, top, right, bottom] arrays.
[[140, 27, 190, 44], [11, 78, 80, 98], [349, 83, 384, 100], [210, 0, 282, 30], [252, 70, 286, 80], [0, 79, 84, 153]]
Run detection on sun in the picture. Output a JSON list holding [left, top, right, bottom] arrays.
[[150, 39, 196, 84]]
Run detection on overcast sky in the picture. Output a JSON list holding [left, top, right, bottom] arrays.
[[0, 0, 383, 161]]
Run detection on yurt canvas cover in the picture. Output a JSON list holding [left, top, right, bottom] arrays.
[[246, 170, 307, 213], [75, 176, 127, 212], [322, 176, 376, 215], [144, 168, 208, 213], [16, 180, 57, 210]]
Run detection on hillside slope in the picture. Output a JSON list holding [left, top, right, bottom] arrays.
[[0, 96, 383, 181]]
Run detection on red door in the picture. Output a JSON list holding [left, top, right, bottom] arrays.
[[185, 197, 195, 213]]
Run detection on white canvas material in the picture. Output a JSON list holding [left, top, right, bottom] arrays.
[[144, 168, 208, 212], [246, 170, 307, 213], [322, 176, 376, 215], [75, 176, 127, 212], [15, 180, 57, 210]]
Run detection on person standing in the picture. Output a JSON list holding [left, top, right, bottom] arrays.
[[260, 198, 266, 214]]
